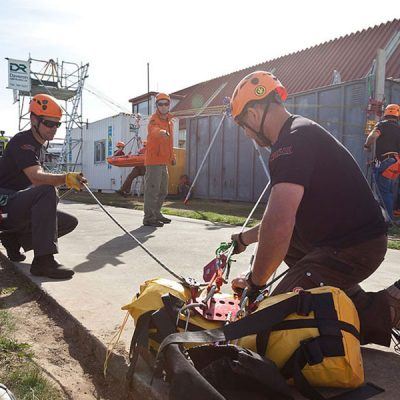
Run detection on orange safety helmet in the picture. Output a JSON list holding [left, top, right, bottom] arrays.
[[230, 71, 287, 121], [155, 93, 170, 103], [116, 141, 125, 148], [29, 94, 62, 119], [384, 104, 400, 118]]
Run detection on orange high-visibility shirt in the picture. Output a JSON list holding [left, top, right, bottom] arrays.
[[145, 111, 175, 166]]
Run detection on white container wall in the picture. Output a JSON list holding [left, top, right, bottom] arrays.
[[70, 112, 180, 192]]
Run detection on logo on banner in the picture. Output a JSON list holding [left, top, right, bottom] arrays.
[[7, 58, 31, 91]]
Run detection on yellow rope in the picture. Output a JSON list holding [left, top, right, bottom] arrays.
[[103, 311, 130, 377]]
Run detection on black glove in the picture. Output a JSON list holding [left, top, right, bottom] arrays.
[[245, 271, 267, 303]]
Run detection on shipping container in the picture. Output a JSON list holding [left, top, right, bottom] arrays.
[[70, 113, 180, 193], [186, 78, 400, 202]]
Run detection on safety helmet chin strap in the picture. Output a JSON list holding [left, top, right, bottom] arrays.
[[240, 102, 272, 148], [31, 117, 47, 143]]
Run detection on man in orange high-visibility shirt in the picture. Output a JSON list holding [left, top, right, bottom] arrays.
[[143, 93, 175, 227]]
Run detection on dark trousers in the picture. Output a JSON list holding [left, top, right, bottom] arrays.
[[272, 231, 391, 346], [0, 185, 78, 257], [120, 166, 146, 193]]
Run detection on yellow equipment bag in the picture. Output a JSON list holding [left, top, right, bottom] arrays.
[[237, 286, 364, 389], [122, 278, 224, 352], [124, 279, 367, 397]]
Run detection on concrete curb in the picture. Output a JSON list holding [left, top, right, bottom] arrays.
[[0, 251, 162, 400]]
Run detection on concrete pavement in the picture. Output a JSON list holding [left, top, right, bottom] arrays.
[[2, 199, 400, 399]]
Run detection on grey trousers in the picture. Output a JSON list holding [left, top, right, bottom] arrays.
[[0, 185, 78, 256], [143, 165, 168, 223]]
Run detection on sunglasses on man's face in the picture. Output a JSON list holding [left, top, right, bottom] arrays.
[[157, 102, 170, 107], [40, 119, 62, 128]]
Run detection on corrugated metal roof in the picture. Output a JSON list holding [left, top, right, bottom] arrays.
[[171, 19, 400, 115]]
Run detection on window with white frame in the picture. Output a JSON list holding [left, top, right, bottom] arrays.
[[94, 140, 106, 163], [138, 100, 150, 116]]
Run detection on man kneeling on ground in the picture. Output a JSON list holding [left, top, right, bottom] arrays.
[[0, 94, 86, 279], [229, 71, 399, 347]]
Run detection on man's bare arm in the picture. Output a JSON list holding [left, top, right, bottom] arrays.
[[250, 182, 304, 286], [23, 165, 66, 187], [364, 128, 380, 149]]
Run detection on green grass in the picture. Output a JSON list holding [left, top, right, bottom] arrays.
[[388, 224, 400, 250], [0, 309, 62, 399], [5, 366, 62, 400], [0, 337, 33, 358], [62, 190, 400, 250], [62, 190, 264, 227], [388, 240, 400, 250], [0, 287, 17, 296]]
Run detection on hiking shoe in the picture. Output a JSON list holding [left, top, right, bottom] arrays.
[[6, 248, 26, 262], [30, 255, 74, 279], [386, 281, 400, 329], [1, 235, 26, 262], [158, 216, 171, 224], [143, 220, 164, 227]]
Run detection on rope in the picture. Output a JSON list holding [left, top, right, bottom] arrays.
[[103, 311, 130, 377], [223, 180, 271, 281], [184, 113, 227, 204], [81, 183, 185, 282]]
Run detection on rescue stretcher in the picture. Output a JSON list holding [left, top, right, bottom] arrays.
[[106, 154, 145, 168]]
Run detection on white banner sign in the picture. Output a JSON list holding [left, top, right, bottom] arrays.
[[7, 58, 31, 91]]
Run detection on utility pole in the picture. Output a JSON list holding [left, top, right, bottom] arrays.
[[147, 62, 150, 116], [374, 48, 386, 105]]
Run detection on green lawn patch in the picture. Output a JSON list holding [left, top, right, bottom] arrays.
[[62, 190, 400, 250], [0, 309, 62, 399]]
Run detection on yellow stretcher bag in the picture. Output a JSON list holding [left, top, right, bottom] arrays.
[[124, 279, 367, 396]]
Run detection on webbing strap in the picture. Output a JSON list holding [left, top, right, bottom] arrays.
[[256, 318, 360, 357], [282, 336, 383, 400], [271, 319, 360, 340], [127, 311, 153, 386], [159, 292, 336, 353], [328, 383, 384, 400]]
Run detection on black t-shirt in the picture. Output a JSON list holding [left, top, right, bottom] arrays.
[[0, 130, 44, 191], [375, 119, 400, 160], [269, 115, 387, 248]]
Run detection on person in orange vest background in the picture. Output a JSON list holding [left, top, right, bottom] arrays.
[[116, 141, 147, 197], [143, 93, 175, 227], [364, 104, 400, 220], [113, 141, 126, 156]]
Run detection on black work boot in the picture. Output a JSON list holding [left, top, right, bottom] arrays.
[[158, 216, 171, 224], [30, 255, 74, 279], [0, 234, 26, 262], [143, 220, 164, 227], [386, 280, 400, 329]]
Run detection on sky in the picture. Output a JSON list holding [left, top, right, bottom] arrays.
[[0, 0, 399, 138]]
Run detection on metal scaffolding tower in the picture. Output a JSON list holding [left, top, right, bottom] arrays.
[[12, 57, 89, 172]]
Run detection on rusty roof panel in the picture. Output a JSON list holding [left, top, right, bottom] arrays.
[[171, 19, 400, 115]]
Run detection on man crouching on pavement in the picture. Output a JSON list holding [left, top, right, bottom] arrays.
[[229, 71, 400, 347], [0, 94, 86, 279]]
